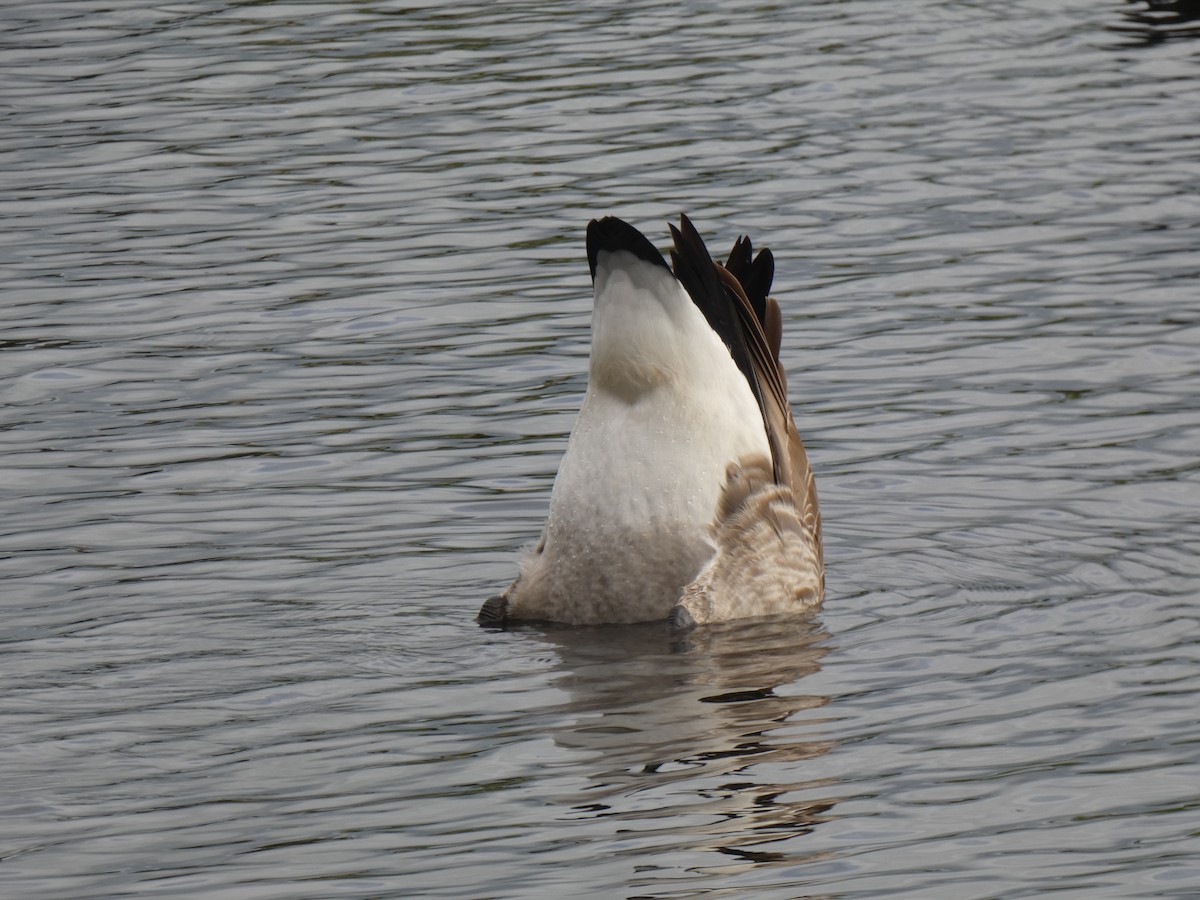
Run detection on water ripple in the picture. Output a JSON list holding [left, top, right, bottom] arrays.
[[3, 1, 1199, 898]]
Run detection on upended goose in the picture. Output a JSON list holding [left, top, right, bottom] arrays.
[[479, 215, 823, 629]]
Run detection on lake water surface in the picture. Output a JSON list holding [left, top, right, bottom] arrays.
[[3, 2, 1199, 897]]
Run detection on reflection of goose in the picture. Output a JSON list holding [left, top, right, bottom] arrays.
[[481, 215, 823, 627], [1109, 0, 1200, 45], [535, 618, 837, 864]]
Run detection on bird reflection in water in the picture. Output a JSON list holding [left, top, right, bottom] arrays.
[[524, 616, 838, 867], [1109, 0, 1200, 45]]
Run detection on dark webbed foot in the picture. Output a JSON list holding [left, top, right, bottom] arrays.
[[477, 595, 509, 628], [666, 604, 696, 631]]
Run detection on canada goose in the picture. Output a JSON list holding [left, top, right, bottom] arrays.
[[479, 215, 822, 628]]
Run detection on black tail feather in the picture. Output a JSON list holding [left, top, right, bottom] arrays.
[[586, 216, 670, 281]]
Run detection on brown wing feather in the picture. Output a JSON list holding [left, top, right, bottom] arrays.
[[711, 261, 793, 485], [675, 215, 822, 556], [763, 296, 783, 373], [715, 236, 822, 561]]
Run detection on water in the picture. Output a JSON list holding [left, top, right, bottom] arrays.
[[3, 1, 1199, 897]]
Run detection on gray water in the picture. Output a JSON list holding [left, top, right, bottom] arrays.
[[3, 2, 1199, 898]]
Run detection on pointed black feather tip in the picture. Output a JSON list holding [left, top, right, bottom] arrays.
[[745, 248, 775, 326], [668, 215, 763, 410], [586, 216, 670, 281], [725, 236, 774, 327], [667, 214, 725, 317], [725, 235, 754, 283]]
